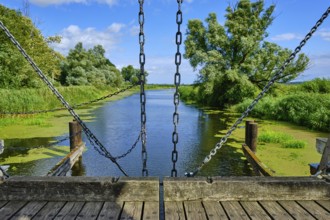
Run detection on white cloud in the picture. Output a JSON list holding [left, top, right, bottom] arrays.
[[270, 33, 303, 41], [318, 30, 330, 41], [29, 0, 117, 6], [143, 57, 196, 84], [294, 53, 330, 81], [129, 25, 139, 36], [108, 23, 126, 33], [51, 23, 125, 55]]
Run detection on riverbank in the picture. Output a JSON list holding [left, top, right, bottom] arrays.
[[1, 87, 327, 177], [205, 109, 328, 176]]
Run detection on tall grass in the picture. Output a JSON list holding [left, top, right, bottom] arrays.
[[235, 92, 330, 132], [0, 86, 118, 114], [258, 130, 306, 149]]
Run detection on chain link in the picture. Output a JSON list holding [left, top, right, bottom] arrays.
[[0, 20, 129, 177], [171, 0, 183, 177], [185, 6, 330, 177], [138, 0, 148, 176]]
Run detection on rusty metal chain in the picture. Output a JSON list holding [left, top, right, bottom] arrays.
[[185, 6, 330, 177], [0, 83, 139, 115], [138, 0, 148, 176], [0, 20, 129, 176], [171, 0, 183, 177]]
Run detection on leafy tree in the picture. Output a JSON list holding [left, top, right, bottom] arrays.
[[184, 0, 309, 107], [60, 42, 123, 87], [121, 65, 148, 84], [0, 4, 64, 88]]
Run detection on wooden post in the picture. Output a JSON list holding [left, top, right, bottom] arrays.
[[318, 135, 330, 174], [0, 139, 4, 154], [247, 123, 258, 153], [245, 120, 254, 146], [69, 120, 82, 151]]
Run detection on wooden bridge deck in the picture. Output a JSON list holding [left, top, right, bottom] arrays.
[[0, 176, 329, 219], [1, 199, 329, 219]]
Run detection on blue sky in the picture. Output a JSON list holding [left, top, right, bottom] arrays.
[[1, 0, 329, 84]]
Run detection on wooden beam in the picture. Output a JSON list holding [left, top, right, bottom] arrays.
[[242, 144, 273, 176], [0, 177, 159, 202], [47, 143, 85, 176], [163, 176, 330, 201]]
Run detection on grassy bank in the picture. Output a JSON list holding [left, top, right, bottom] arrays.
[[180, 79, 330, 132], [0, 85, 139, 139], [208, 110, 327, 176]]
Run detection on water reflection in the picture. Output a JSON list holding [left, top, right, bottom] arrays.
[[1, 90, 252, 177]]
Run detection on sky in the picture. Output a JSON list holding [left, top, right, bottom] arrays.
[[1, 0, 329, 84]]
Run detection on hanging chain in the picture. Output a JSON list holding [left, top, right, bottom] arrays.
[[171, 0, 183, 177], [138, 0, 148, 176], [114, 132, 141, 160], [185, 6, 330, 177], [0, 20, 129, 177], [1, 83, 139, 115]]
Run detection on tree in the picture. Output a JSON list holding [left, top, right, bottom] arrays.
[[60, 42, 123, 87], [0, 4, 64, 88], [184, 0, 309, 107], [121, 65, 148, 84]]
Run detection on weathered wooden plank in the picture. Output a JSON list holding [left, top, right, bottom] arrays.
[[0, 200, 26, 220], [143, 202, 159, 220], [10, 201, 46, 220], [33, 201, 66, 219], [184, 201, 207, 220], [164, 201, 185, 220], [316, 200, 330, 212], [297, 200, 330, 220], [0, 200, 7, 208], [278, 201, 315, 220], [54, 201, 85, 219], [202, 201, 228, 219], [221, 201, 249, 220], [97, 202, 123, 220], [259, 201, 293, 219], [120, 201, 143, 220], [76, 202, 103, 220], [47, 143, 85, 176], [0, 176, 159, 202], [242, 144, 273, 176], [163, 177, 330, 201], [240, 201, 272, 220]]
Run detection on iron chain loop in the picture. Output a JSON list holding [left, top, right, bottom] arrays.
[[171, 0, 183, 177], [138, 0, 148, 176], [186, 6, 330, 177], [0, 20, 129, 177]]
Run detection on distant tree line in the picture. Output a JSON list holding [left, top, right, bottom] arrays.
[[0, 4, 142, 89]]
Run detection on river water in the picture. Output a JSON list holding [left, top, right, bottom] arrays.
[[2, 89, 252, 177]]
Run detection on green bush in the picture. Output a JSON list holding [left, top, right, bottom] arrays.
[[0, 86, 117, 114], [282, 140, 306, 149], [235, 92, 330, 132], [258, 131, 292, 143], [300, 78, 330, 94], [258, 130, 306, 149]]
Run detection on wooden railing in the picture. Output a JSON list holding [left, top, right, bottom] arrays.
[[47, 121, 85, 176]]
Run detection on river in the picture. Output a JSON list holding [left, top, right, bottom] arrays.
[[2, 89, 252, 177]]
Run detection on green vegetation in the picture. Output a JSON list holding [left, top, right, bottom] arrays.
[[184, 0, 308, 107], [0, 86, 119, 114], [0, 4, 63, 88], [0, 146, 69, 165], [60, 43, 123, 87], [258, 130, 306, 149], [235, 79, 330, 132]]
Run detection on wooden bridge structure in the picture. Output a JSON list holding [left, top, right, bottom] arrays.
[[0, 122, 329, 219], [0, 176, 329, 219]]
